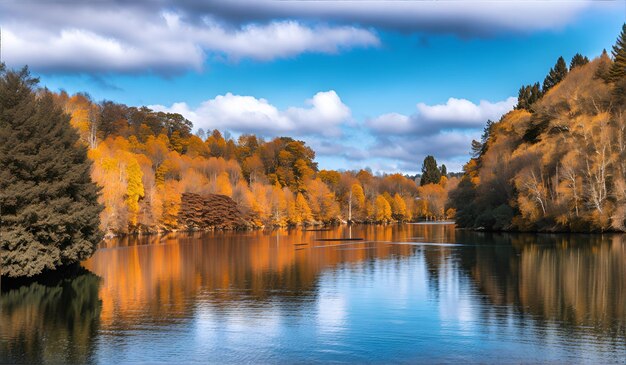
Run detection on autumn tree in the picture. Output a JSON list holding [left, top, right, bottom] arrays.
[[293, 192, 313, 224], [0, 66, 103, 278], [348, 183, 366, 222], [374, 195, 392, 222]]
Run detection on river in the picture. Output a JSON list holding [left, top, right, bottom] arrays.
[[1, 223, 625, 364]]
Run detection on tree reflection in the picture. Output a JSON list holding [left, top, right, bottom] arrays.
[[0, 266, 102, 365], [458, 233, 626, 338], [82, 225, 419, 326]]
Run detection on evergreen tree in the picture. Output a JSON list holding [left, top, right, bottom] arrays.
[[542, 56, 568, 93], [470, 140, 483, 158], [569, 53, 589, 70], [440, 164, 447, 177], [420, 155, 441, 186], [609, 23, 626, 82], [0, 66, 103, 278], [515, 82, 542, 111], [594, 49, 612, 82]]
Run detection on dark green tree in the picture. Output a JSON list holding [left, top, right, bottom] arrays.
[[569, 53, 589, 70], [609, 23, 626, 82], [440, 164, 447, 177], [542, 56, 568, 93], [420, 155, 441, 186], [0, 66, 103, 278], [515, 82, 542, 111]]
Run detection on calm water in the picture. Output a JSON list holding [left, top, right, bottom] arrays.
[[1, 224, 625, 364]]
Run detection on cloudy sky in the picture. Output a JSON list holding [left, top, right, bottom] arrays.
[[1, 0, 624, 172]]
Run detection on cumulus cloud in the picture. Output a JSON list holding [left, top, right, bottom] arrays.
[[367, 97, 516, 136], [361, 96, 516, 171], [154, 92, 513, 173], [0, 4, 378, 73], [150, 90, 351, 137]]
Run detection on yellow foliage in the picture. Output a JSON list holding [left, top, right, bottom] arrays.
[[216, 172, 233, 197], [293, 192, 313, 224], [125, 155, 145, 227], [374, 195, 392, 222], [393, 193, 407, 220]]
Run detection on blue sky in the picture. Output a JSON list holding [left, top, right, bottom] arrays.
[[1, 1, 624, 173]]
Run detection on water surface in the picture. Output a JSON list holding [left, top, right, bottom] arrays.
[[2, 224, 625, 364]]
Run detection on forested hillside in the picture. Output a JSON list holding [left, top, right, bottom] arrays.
[[53, 92, 456, 234], [451, 25, 626, 232]]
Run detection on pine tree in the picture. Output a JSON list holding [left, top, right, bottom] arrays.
[[420, 155, 441, 186], [569, 53, 589, 70], [0, 66, 103, 278], [609, 23, 626, 82], [594, 49, 613, 82], [542, 56, 568, 93], [515, 82, 542, 111]]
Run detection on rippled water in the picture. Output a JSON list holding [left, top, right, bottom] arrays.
[[2, 224, 625, 364]]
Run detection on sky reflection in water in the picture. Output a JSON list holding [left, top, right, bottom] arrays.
[[1, 224, 625, 364]]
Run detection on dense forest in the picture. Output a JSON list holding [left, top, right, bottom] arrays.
[[450, 25, 626, 232], [0, 64, 457, 277], [47, 82, 457, 235]]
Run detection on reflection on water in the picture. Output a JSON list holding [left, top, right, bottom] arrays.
[[1, 224, 625, 363], [0, 267, 102, 365]]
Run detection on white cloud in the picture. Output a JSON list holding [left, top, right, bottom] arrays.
[[360, 96, 517, 172], [196, 20, 379, 61], [150, 90, 351, 137], [1, 7, 378, 73], [154, 93, 514, 173], [367, 97, 516, 135], [368, 113, 412, 134]]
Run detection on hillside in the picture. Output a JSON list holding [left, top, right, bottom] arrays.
[[450, 44, 626, 231]]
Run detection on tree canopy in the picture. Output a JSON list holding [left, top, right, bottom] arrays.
[[609, 23, 626, 82], [0, 66, 103, 278], [420, 156, 441, 186], [542, 56, 569, 93]]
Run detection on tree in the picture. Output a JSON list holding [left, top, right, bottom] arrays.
[[392, 193, 407, 221], [349, 183, 366, 221], [0, 66, 103, 278], [216, 172, 233, 197], [594, 49, 613, 82], [374, 195, 392, 222], [542, 56, 568, 93], [569, 53, 589, 70], [293, 192, 312, 224], [125, 154, 145, 227], [440, 164, 447, 177], [609, 23, 626, 82], [516, 83, 542, 111], [420, 155, 441, 186]]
